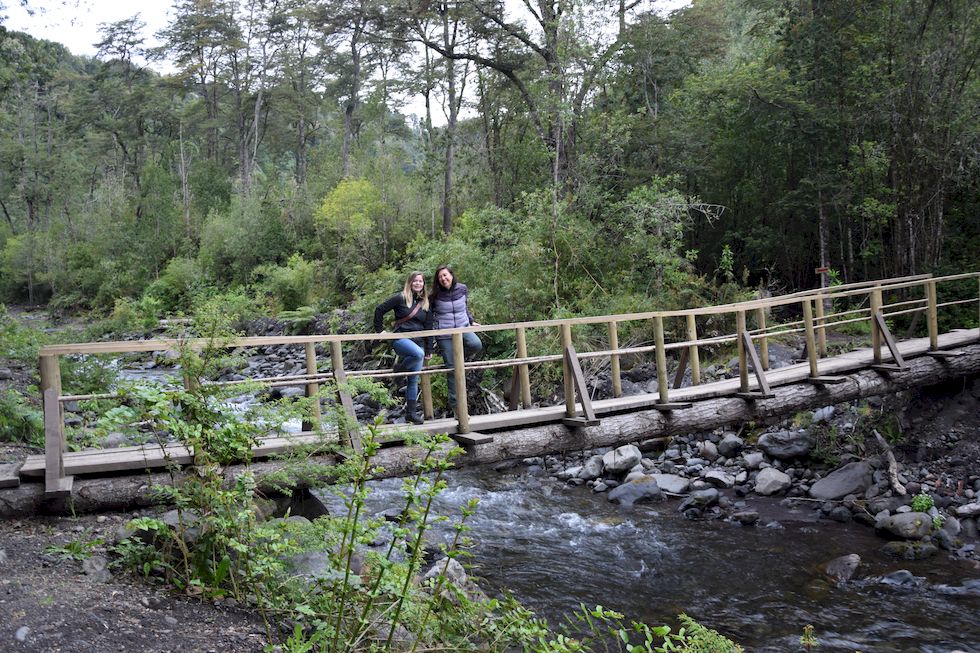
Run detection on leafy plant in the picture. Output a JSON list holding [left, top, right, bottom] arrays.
[[44, 530, 104, 561], [911, 492, 934, 513]]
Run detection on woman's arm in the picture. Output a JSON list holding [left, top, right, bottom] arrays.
[[373, 293, 399, 333]]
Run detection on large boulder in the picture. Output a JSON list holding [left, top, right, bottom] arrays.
[[754, 468, 792, 496], [757, 429, 814, 460], [809, 461, 873, 500], [602, 445, 642, 474], [607, 476, 663, 506]]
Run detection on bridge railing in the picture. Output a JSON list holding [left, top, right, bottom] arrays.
[[36, 272, 980, 496]]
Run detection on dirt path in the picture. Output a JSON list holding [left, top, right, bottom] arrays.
[[0, 513, 269, 653]]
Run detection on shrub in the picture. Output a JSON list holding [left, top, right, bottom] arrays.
[[146, 257, 208, 313]]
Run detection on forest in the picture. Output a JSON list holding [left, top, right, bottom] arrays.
[[0, 0, 978, 327]]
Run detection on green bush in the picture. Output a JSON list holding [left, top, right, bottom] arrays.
[[146, 257, 208, 313], [254, 254, 321, 312], [0, 389, 43, 446]]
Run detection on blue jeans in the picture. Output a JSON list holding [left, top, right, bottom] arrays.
[[392, 338, 424, 401], [436, 332, 483, 406]]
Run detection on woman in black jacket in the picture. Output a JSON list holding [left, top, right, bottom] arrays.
[[373, 271, 431, 424]]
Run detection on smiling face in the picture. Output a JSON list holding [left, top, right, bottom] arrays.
[[437, 268, 454, 289], [410, 274, 425, 294]]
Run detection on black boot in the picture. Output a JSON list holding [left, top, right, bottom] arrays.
[[406, 399, 424, 425]]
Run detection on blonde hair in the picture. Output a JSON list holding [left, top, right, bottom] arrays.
[[401, 271, 428, 310]]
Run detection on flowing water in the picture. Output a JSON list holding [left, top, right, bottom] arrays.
[[318, 466, 980, 653]]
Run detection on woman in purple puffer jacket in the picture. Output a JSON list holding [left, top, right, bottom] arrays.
[[427, 265, 483, 412]]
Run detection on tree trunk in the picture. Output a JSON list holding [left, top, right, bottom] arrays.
[[6, 344, 978, 517]]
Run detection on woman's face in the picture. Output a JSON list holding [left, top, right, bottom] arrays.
[[437, 268, 454, 289], [410, 274, 425, 293]]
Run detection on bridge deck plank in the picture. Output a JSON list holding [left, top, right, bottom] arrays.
[[19, 329, 978, 480]]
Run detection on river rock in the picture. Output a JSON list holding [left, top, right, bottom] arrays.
[[754, 468, 792, 496], [757, 429, 814, 460], [742, 452, 765, 470], [731, 510, 759, 525], [603, 445, 642, 474], [699, 441, 719, 461], [717, 434, 744, 458], [809, 461, 873, 500], [822, 553, 861, 582], [578, 454, 604, 480], [704, 470, 735, 489], [882, 540, 939, 560], [876, 512, 934, 540], [678, 488, 719, 515], [954, 503, 980, 518], [650, 474, 690, 494], [812, 406, 835, 423], [607, 476, 663, 506], [421, 557, 486, 602], [880, 569, 924, 589]]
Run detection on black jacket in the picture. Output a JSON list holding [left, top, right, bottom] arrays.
[[374, 292, 433, 353]]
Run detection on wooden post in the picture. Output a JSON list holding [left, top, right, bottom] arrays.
[[330, 341, 362, 453], [420, 372, 433, 419], [926, 280, 939, 351], [39, 355, 68, 495], [653, 316, 669, 404], [802, 299, 819, 378], [814, 293, 827, 358], [452, 332, 470, 433], [560, 324, 575, 417], [871, 286, 883, 363], [754, 307, 769, 371], [516, 327, 532, 407], [303, 343, 321, 431], [607, 321, 622, 398], [736, 310, 749, 393], [686, 314, 701, 385]]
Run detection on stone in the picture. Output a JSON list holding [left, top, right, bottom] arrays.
[[578, 455, 604, 480], [757, 429, 814, 460], [809, 461, 873, 501], [703, 470, 735, 489], [953, 502, 980, 518], [602, 445, 642, 474], [82, 555, 112, 583], [15, 626, 30, 643], [812, 406, 835, 423], [678, 488, 719, 513], [0, 367, 13, 380], [649, 474, 690, 494], [754, 468, 792, 496], [880, 570, 923, 588], [876, 512, 934, 540], [822, 553, 861, 582], [607, 476, 663, 506], [699, 441, 719, 461], [731, 510, 759, 525], [827, 506, 852, 523], [881, 541, 939, 560], [742, 452, 765, 470], [717, 434, 744, 458]]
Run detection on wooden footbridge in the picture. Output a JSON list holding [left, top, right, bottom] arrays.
[[7, 272, 980, 501]]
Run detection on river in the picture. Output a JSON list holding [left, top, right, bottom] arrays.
[[317, 466, 980, 653]]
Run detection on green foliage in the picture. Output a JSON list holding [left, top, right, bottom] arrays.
[[910, 492, 934, 513], [146, 257, 208, 313], [44, 530, 104, 561], [254, 254, 320, 312], [0, 388, 43, 446], [800, 623, 818, 651]]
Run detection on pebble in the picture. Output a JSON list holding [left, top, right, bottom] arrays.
[[15, 626, 30, 642]]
